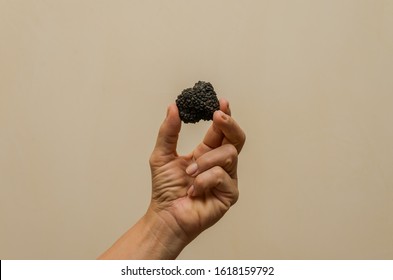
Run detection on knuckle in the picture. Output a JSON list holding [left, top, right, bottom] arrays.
[[223, 144, 238, 167], [241, 131, 246, 145], [194, 175, 204, 188], [235, 131, 246, 152], [224, 157, 232, 168], [212, 166, 226, 180], [225, 143, 238, 156], [232, 188, 239, 205]]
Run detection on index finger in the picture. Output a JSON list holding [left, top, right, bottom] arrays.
[[194, 110, 246, 160], [198, 99, 231, 151], [213, 110, 246, 154]]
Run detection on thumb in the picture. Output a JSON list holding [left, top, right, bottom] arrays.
[[152, 103, 181, 160]]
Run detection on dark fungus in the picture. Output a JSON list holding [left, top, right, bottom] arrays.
[[176, 81, 220, 123]]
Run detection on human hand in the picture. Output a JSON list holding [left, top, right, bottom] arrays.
[[98, 99, 245, 260], [148, 99, 246, 256]]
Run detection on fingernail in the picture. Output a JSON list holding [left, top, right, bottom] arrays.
[[186, 162, 198, 176], [187, 185, 195, 196]]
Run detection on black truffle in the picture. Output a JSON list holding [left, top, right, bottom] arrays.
[[176, 81, 220, 123]]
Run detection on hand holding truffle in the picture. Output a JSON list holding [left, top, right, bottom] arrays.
[[99, 95, 245, 260], [146, 98, 245, 258]]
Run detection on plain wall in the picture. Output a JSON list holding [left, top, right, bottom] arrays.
[[1, 0, 392, 259]]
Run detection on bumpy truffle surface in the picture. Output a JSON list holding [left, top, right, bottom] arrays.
[[176, 81, 220, 123]]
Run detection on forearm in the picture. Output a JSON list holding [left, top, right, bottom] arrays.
[[98, 208, 188, 260]]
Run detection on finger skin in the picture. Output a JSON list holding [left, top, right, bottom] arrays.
[[187, 144, 238, 178], [213, 110, 246, 154], [194, 109, 245, 160], [151, 104, 182, 164], [197, 99, 231, 153], [190, 166, 239, 207], [219, 98, 231, 116]]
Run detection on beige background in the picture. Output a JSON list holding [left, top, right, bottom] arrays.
[[1, 0, 392, 259]]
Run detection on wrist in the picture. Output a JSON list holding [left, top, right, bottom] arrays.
[[98, 206, 189, 259], [143, 206, 189, 259]]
